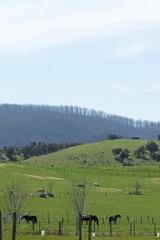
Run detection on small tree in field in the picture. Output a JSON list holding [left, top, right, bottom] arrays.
[[2, 180, 28, 220], [112, 148, 122, 157], [134, 181, 142, 195], [145, 141, 159, 158], [134, 145, 146, 159], [119, 148, 130, 163], [68, 177, 94, 240], [68, 177, 94, 217], [108, 134, 123, 140]]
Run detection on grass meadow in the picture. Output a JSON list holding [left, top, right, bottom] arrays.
[[1, 139, 160, 239], [1, 161, 160, 239]]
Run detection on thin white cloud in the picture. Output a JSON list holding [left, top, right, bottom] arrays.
[[0, 0, 160, 52]]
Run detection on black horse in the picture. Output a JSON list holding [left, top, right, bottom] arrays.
[[82, 215, 99, 225], [109, 214, 121, 224], [21, 215, 37, 223]]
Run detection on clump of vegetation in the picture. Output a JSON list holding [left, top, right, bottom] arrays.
[[145, 141, 159, 158], [133, 141, 160, 161], [0, 141, 82, 162], [134, 181, 142, 195], [134, 145, 146, 159], [112, 148, 131, 165], [108, 134, 123, 140], [129, 181, 142, 195]]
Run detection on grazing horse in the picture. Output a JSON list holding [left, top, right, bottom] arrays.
[[94, 183, 99, 187], [82, 215, 99, 225], [21, 215, 37, 223], [77, 184, 85, 188], [109, 215, 121, 224]]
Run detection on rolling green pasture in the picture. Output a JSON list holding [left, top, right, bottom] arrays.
[[1, 161, 160, 238], [25, 139, 160, 166]]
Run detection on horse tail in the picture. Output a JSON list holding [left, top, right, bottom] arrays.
[[96, 216, 99, 225]]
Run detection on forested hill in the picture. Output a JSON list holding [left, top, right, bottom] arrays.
[[0, 104, 160, 148]]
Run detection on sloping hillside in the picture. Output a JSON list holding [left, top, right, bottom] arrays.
[[25, 139, 160, 166], [0, 104, 160, 148]]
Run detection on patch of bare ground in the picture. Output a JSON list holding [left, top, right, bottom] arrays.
[[147, 178, 160, 184], [98, 187, 122, 192], [24, 174, 63, 180], [0, 164, 5, 167]]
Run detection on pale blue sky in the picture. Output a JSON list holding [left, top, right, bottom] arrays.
[[1, 0, 160, 122]]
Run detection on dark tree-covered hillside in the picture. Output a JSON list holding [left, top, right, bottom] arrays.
[[0, 104, 160, 148]]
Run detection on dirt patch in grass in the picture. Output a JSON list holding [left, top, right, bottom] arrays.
[[98, 187, 122, 192], [0, 164, 5, 167], [148, 178, 160, 184], [24, 174, 63, 180]]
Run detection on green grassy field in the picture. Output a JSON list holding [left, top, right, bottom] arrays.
[[1, 139, 160, 238], [1, 162, 160, 238]]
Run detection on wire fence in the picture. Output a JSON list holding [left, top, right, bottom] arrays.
[[1, 212, 160, 237]]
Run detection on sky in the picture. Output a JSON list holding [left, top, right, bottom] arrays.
[[1, 0, 160, 122]]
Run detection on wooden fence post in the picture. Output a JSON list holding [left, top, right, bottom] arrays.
[[0, 211, 2, 240], [88, 215, 92, 240], [47, 213, 50, 224], [109, 221, 112, 236], [130, 223, 132, 236], [59, 221, 62, 235], [133, 221, 135, 236], [12, 212, 16, 240], [39, 221, 41, 234], [61, 218, 64, 230], [154, 222, 156, 236]]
